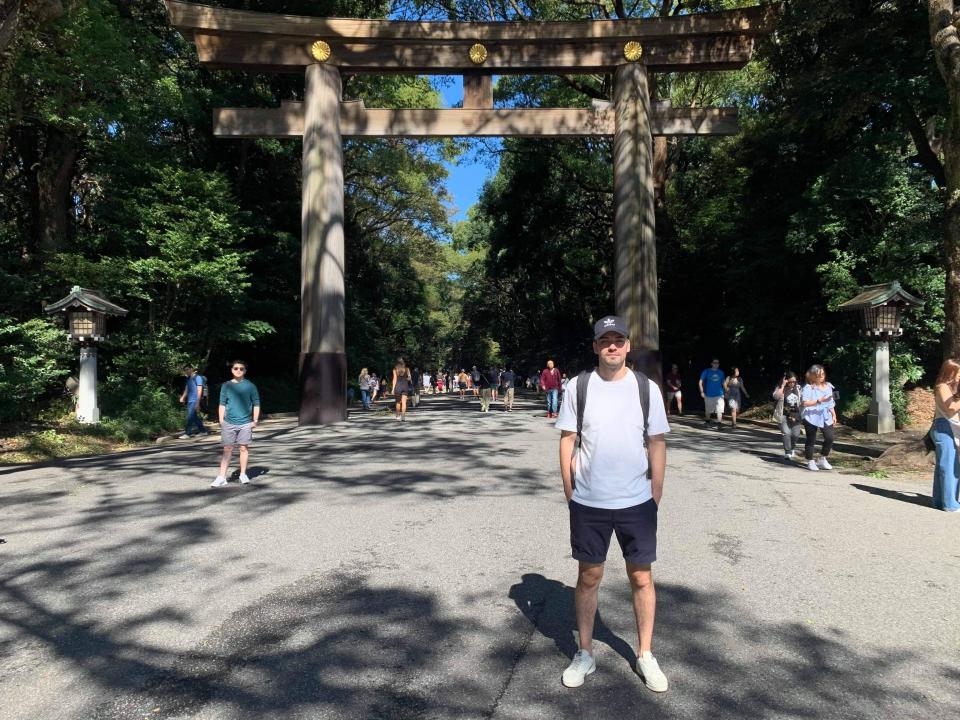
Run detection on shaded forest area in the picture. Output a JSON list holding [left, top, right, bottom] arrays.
[[0, 0, 950, 432]]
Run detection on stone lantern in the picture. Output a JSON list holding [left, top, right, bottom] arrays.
[[837, 281, 922, 434], [44, 286, 128, 424]]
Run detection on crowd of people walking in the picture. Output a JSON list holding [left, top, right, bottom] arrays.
[[182, 347, 959, 512], [354, 359, 567, 416]]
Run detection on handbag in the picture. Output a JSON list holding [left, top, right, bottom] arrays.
[[923, 426, 935, 453]]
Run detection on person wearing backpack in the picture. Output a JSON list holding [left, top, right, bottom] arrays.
[[772, 371, 803, 460], [555, 315, 671, 693], [178, 364, 207, 438]]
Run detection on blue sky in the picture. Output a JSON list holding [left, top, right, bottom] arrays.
[[433, 76, 498, 223]]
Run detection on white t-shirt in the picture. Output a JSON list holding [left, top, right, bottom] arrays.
[[555, 370, 670, 509]]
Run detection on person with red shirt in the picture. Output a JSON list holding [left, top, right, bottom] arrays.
[[665, 364, 683, 415], [541, 359, 563, 418]]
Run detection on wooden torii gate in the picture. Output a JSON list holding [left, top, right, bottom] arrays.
[[165, 0, 774, 425]]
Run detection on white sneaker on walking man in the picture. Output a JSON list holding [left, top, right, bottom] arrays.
[[556, 315, 670, 692]]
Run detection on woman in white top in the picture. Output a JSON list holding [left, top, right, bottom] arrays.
[[358, 368, 372, 410], [930, 358, 960, 511], [800, 364, 837, 472], [772, 370, 803, 460]]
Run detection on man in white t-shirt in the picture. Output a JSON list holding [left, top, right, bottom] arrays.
[[556, 315, 670, 693]]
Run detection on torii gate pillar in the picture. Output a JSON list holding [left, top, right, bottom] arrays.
[[299, 63, 347, 424], [613, 63, 660, 382]]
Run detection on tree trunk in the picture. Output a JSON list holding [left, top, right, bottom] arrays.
[[929, 0, 960, 358], [36, 128, 77, 254]]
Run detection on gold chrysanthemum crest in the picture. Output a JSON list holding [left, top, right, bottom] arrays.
[[310, 40, 332, 63], [623, 41, 643, 62], [469, 43, 488, 65]]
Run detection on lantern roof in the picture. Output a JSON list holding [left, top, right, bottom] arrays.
[[44, 286, 128, 316], [836, 281, 923, 312]]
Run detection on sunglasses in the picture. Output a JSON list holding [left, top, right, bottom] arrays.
[[597, 338, 627, 348], [231, 366, 246, 371]]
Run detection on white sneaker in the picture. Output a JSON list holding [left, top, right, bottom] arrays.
[[210, 476, 228, 488], [818, 457, 833, 470], [179, 434, 192, 440], [561, 649, 596, 688], [806, 460, 819, 472], [239, 473, 250, 484], [784, 452, 793, 460], [636, 651, 668, 692]]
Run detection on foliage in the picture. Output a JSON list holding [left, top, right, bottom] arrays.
[[0, 317, 72, 422], [0, 0, 954, 439], [99, 380, 184, 441]]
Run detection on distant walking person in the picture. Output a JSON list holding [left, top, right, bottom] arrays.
[[470, 366, 481, 397], [422, 370, 432, 395], [392, 358, 412, 422], [698, 359, 726, 430], [556, 315, 670, 692], [723, 367, 750, 428], [541, 359, 562, 418], [411, 367, 422, 408], [501, 366, 516, 411], [370, 372, 380, 404], [665, 364, 683, 415], [212, 360, 260, 488], [458, 369, 469, 399], [930, 359, 960, 511], [179, 364, 207, 438], [801, 364, 836, 472], [359, 367, 373, 410], [479, 366, 498, 412], [772, 371, 803, 460]]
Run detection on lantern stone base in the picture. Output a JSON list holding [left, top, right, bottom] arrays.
[[867, 400, 895, 434], [77, 344, 100, 425], [868, 340, 894, 434]]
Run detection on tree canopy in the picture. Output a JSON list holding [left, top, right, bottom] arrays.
[[0, 0, 951, 427]]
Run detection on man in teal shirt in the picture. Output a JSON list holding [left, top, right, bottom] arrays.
[[212, 360, 261, 488]]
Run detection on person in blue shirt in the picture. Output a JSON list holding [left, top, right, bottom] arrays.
[[212, 360, 261, 488], [179, 364, 207, 438], [698, 359, 726, 430], [801, 364, 837, 472]]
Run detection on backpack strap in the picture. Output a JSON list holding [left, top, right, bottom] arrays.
[[633, 370, 652, 478], [575, 369, 591, 448]]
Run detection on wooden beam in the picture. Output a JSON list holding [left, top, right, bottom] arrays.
[[463, 74, 493, 109], [213, 104, 739, 138], [193, 32, 755, 73], [167, 1, 778, 43]]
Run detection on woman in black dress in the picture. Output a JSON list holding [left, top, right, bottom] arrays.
[[391, 358, 412, 422]]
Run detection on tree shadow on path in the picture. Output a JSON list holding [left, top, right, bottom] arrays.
[[505, 573, 958, 719]]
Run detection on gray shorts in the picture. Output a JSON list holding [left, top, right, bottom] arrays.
[[221, 421, 253, 446]]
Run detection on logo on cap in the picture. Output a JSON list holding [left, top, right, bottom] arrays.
[[603, 318, 615, 327]]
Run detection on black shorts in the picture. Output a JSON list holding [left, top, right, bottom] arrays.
[[569, 499, 658, 565]]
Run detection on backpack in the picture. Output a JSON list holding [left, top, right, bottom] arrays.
[[575, 369, 652, 479]]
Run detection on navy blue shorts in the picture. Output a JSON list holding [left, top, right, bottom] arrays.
[[569, 499, 658, 565]]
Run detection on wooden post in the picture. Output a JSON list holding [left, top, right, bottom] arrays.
[[463, 74, 493, 109], [613, 63, 661, 383], [299, 63, 347, 424]]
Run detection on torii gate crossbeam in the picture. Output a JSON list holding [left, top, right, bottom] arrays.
[[165, 1, 775, 425]]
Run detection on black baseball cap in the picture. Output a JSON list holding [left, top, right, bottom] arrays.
[[593, 315, 630, 340]]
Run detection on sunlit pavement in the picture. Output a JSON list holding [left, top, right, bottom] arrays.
[[1, 392, 957, 719]]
